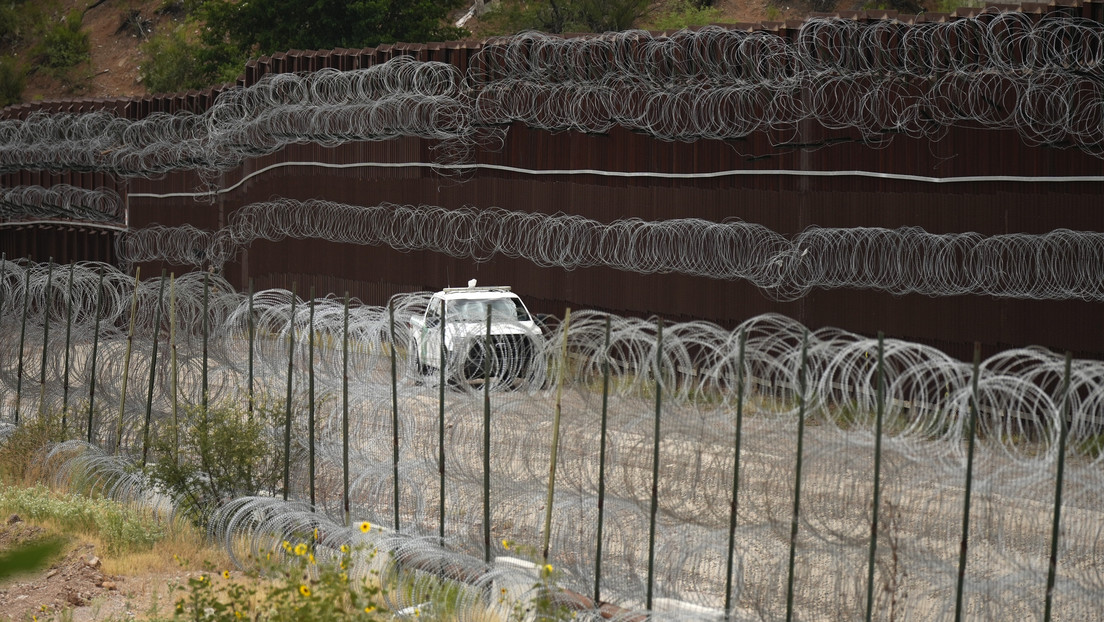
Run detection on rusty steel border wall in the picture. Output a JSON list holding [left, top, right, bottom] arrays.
[[2, 2, 1104, 361]]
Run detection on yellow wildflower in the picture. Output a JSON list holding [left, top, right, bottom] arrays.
[[340, 544, 349, 553], [308, 553, 315, 565], [222, 570, 231, 580], [294, 542, 308, 556], [365, 606, 376, 614], [359, 521, 372, 533], [501, 539, 510, 550], [299, 584, 311, 598]]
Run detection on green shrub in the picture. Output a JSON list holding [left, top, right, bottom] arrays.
[[0, 55, 25, 107], [140, 22, 214, 94], [0, 410, 76, 485], [646, 0, 723, 30], [37, 10, 90, 69], [145, 401, 283, 528]]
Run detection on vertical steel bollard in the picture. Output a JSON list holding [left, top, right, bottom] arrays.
[[954, 342, 982, 622], [646, 318, 663, 612], [87, 268, 104, 444], [542, 308, 571, 563], [784, 330, 810, 622], [1044, 352, 1073, 621], [864, 333, 886, 622], [724, 327, 748, 619], [594, 314, 612, 605], [116, 266, 141, 454]]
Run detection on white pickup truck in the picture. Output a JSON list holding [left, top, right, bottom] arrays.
[[409, 282, 546, 384]]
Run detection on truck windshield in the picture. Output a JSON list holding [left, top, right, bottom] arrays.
[[448, 298, 530, 322]]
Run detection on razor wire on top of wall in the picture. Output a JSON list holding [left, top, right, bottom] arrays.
[[1, 258, 1102, 619], [114, 199, 1104, 302], [4, 13, 1104, 180]]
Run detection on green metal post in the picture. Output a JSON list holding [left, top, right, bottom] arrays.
[[342, 292, 350, 527], [954, 342, 982, 622], [1044, 352, 1073, 621], [201, 271, 209, 413], [170, 274, 178, 464], [483, 305, 492, 565], [438, 298, 447, 544], [141, 270, 166, 466], [784, 330, 810, 622], [542, 308, 571, 563], [61, 262, 75, 433], [309, 287, 316, 508], [247, 278, 255, 418], [116, 266, 141, 454], [37, 259, 54, 419], [724, 327, 748, 619], [87, 268, 104, 444], [15, 262, 31, 424], [594, 314, 612, 604], [283, 283, 296, 502], [646, 318, 663, 611], [864, 334, 886, 622], [390, 299, 400, 532]]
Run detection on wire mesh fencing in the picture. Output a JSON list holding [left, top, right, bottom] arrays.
[[0, 258, 1101, 620]]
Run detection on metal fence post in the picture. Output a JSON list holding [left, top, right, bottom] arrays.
[[15, 261, 31, 425], [483, 305, 492, 565], [785, 330, 810, 622], [61, 262, 75, 433], [37, 259, 54, 419], [283, 283, 296, 502], [247, 278, 255, 418], [141, 270, 166, 466], [864, 333, 886, 622], [309, 287, 316, 508], [390, 299, 400, 532], [1044, 352, 1073, 621], [594, 314, 612, 605], [542, 308, 571, 563], [646, 318, 663, 611], [116, 266, 141, 454], [87, 268, 104, 444], [954, 342, 982, 622], [724, 327, 748, 619], [439, 298, 447, 545], [342, 292, 350, 527]]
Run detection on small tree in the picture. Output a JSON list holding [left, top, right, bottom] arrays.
[[146, 401, 283, 527]]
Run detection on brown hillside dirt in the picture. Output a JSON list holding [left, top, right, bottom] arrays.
[[0, 515, 203, 622], [21, 0, 838, 103]]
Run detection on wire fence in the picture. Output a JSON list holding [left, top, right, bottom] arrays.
[[0, 258, 1101, 620]]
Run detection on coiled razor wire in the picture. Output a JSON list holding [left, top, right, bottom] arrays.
[[114, 199, 1104, 302], [4, 14, 1104, 179], [2, 259, 1103, 619], [0, 185, 123, 224]]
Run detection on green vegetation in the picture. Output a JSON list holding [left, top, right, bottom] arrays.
[[145, 400, 284, 529], [166, 545, 386, 621], [645, 0, 723, 30], [480, 0, 652, 35], [35, 10, 89, 69], [139, 23, 217, 94]]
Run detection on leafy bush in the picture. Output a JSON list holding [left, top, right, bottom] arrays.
[[0, 484, 166, 554], [140, 23, 215, 94], [146, 401, 283, 528], [0, 55, 25, 107], [646, 0, 723, 30], [36, 10, 90, 69]]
